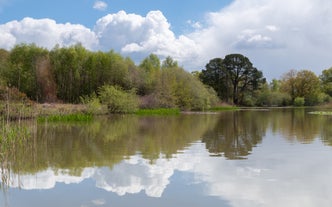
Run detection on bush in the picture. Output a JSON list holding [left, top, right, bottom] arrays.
[[294, 97, 305, 107], [154, 67, 220, 111], [98, 85, 138, 114], [80, 93, 104, 115], [256, 91, 292, 107]]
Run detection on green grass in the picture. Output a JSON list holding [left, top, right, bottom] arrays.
[[135, 108, 180, 116], [37, 113, 93, 122], [208, 106, 239, 111]]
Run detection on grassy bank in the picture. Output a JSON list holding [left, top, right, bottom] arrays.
[[135, 108, 180, 116], [37, 113, 93, 122]]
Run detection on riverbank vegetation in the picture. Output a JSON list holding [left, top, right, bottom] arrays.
[[37, 113, 93, 122], [199, 55, 332, 107], [0, 43, 332, 118], [135, 108, 180, 116], [0, 44, 219, 114]]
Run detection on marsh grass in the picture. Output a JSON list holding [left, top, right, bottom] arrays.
[[135, 108, 180, 115], [0, 124, 30, 151], [37, 113, 93, 122], [0, 120, 32, 191]]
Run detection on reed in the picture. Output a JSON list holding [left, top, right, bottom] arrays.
[[37, 113, 93, 122]]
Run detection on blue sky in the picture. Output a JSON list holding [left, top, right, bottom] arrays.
[[1, 0, 332, 80], [0, 0, 233, 35]]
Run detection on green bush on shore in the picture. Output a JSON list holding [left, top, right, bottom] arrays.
[[98, 85, 139, 114]]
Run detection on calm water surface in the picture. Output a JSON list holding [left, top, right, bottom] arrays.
[[1, 109, 332, 207]]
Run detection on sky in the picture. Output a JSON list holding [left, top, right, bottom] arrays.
[[0, 0, 332, 80]]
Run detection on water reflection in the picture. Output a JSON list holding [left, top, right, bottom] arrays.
[[269, 108, 325, 143], [1, 109, 332, 207], [202, 110, 267, 159], [1, 114, 219, 179]]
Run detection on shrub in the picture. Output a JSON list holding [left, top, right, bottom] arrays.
[[294, 97, 305, 107], [98, 85, 138, 114], [80, 93, 104, 115], [154, 67, 220, 111]]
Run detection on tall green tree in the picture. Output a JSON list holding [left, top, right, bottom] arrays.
[[50, 45, 86, 102], [0, 49, 10, 84], [200, 54, 264, 105], [199, 58, 232, 102], [223, 54, 264, 105], [281, 69, 321, 105], [6, 43, 49, 101], [320, 67, 332, 97], [162, 56, 178, 69], [280, 69, 297, 102], [138, 54, 161, 95]]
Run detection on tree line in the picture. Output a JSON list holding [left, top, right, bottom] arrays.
[[198, 54, 332, 106], [0, 43, 219, 111], [0, 43, 331, 109]]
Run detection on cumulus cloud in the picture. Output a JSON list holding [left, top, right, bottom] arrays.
[[93, 1, 108, 11], [1, 0, 332, 78], [187, 20, 202, 30], [189, 0, 332, 78], [94, 10, 199, 64], [0, 17, 98, 50]]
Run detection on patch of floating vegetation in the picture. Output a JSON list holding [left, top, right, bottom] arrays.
[[308, 111, 332, 116]]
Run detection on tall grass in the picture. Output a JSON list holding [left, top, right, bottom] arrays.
[[0, 124, 30, 150], [37, 113, 93, 122], [0, 119, 32, 191]]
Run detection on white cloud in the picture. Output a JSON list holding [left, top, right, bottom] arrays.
[[188, 0, 332, 78], [1, 0, 332, 78], [91, 199, 106, 206], [187, 20, 202, 30], [93, 1, 108, 11], [94, 10, 199, 64], [265, 25, 279, 32], [0, 17, 98, 50]]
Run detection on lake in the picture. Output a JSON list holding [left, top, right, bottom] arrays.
[[1, 108, 332, 207]]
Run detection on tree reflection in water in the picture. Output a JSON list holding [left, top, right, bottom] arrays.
[[202, 110, 267, 159], [1, 109, 332, 193], [0, 114, 218, 184]]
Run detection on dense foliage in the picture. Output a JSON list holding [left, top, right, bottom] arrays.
[[0, 43, 331, 108], [0, 43, 219, 111], [199, 54, 265, 105], [199, 55, 332, 106]]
